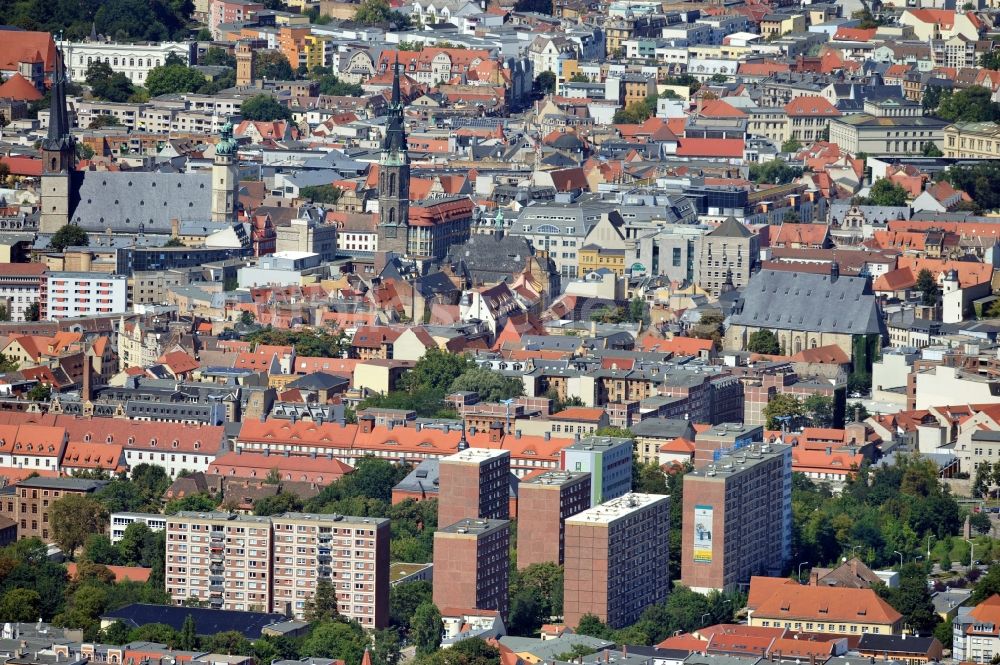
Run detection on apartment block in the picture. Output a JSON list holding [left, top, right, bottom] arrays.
[[41, 272, 128, 320], [432, 518, 510, 620], [110, 512, 167, 543], [681, 443, 792, 593], [2, 477, 106, 543], [438, 448, 511, 527], [166, 512, 274, 613], [165, 511, 390, 626], [0, 263, 45, 322], [271, 513, 389, 627], [561, 436, 633, 506], [564, 493, 670, 630], [517, 471, 591, 569]]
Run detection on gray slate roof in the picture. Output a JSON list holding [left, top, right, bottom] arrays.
[[730, 269, 884, 336], [71, 171, 212, 234]]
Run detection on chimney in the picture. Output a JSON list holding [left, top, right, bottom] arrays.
[[830, 261, 839, 282], [81, 356, 92, 403], [851, 558, 859, 576], [360, 416, 374, 434]]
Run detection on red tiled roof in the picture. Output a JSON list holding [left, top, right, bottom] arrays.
[[676, 138, 744, 158], [784, 95, 841, 117], [0, 73, 42, 101]]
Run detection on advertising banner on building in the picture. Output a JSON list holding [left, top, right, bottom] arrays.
[[693, 504, 713, 563]]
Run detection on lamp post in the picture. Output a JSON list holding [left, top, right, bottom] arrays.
[[701, 613, 711, 627], [927, 534, 932, 559], [966, 540, 975, 569], [893, 550, 903, 568], [798, 561, 809, 583]]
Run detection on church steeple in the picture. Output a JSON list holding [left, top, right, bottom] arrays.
[[39, 47, 78, 235], [42, 47, 75, 174], [377, 55, 410, 256], [381, 55, 408, 159]]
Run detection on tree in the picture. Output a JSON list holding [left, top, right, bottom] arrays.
[[315, 74, 363, 97], [982, 51, 1000, 71], [973, 566, 1000, 604], [0, 588, 41, 622], [50, 495, 108, 558], [240, 310, 256, 326], [935, 86, 1000, 123], [85, 61, 115, 87], [255, 51, 294, 80], [613, 101, 652, 124], [763, 394, 803, 430], [304, 577, 340, 623], [449, 367, 523, 402], [301, 620, 368, 663], [390, 580, 432, 630], [627, 297, 646, 323], [402, 348, 472, 394], [162, 237, 185, 248], [747, 160, 802, 185], [88, 115, 122, 129], [916, 269, 939, 306], [49, 224, 89, 252], [0, 354, 17, 373], [202, 47, 236, 68], [353, 0, 406, 26], [802, 394, 834, 428], [300, 184, 343, 204], [26, 383, 50, 402], [877, 564, 939, 635], [513, 0, 553, 12], [372, 630, 401, 665], [91, 73, 134, 103], [178, 614, 197, 651], [164, 493, 218, 515], [412, 602, 443, 656], [0, 305, 10, 322], [970, 510, 992, 534], [859, 179, 909, 207], [535, 71, 556, 94], [145, 64, 206, 97], [781, 138, 802, 153], [240, 94, 292, 121], [922, 142, 943, 157], [746, 329, 780, 355], [24, 301, 39, 322], [942, 162, 1000, 213], [82, 534, 121, 565]]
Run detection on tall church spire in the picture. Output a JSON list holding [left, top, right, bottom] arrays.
[[377, 53, 410, 256], [39, 46, 77, 235], [42, 48, 74, 163], [382, 55, 407, 158]]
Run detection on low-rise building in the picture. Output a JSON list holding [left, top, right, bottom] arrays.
[[942, 121, 1000, 159]]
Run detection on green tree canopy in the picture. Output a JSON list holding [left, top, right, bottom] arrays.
[[448, 367, 524, 402], [412, 602, 443, 656], [50, 495, 108, 558], [145, 64, 206, 97], [748, 160, 802, 185], [942, 162, 1000, 212], [535, 71, 556, 94], [857, 178, 909, 207], [240, 94, 292, 121], [255, 51, 295, 80], [915, 268, 939, 306], [763, 394, 803, 430], [935, 86, 1000, 123], [49, 224, 89, 252], [746, 329, 780, 355]]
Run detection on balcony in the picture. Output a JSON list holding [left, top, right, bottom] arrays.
[[209, 583, 224, 593]]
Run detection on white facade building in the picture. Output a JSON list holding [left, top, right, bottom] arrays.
[[110, 512, 168, 543], [64, 42, 194, 85], [42, 272, 128, 320]]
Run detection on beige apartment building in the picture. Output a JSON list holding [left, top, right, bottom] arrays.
[[166, 511, 390, 626], [271, 513, 390, 627], [166, 512, 274, 612]]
